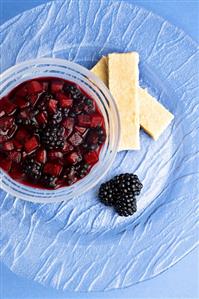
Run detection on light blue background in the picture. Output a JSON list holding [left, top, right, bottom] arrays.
[[1, 0, 199, 298]]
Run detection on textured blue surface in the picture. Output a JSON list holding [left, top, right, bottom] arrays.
[[0, 0, 199, 296]]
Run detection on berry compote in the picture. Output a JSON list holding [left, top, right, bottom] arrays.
[[0, 78, 106, 189]]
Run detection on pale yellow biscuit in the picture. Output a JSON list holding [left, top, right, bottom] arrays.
[[91, 56, 108, 86], [108, 52, 140, 151], [139, 87, 174, 140], [91, 56, 174, 141]]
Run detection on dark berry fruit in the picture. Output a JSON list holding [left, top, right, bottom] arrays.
[[40, 174, 57, 188], [98, 181, 115, 206], [64, 83, 82, 100], [23, 157, 42, 181], [115, 197, 137, 217], [98, 173, 142, 216], [51, 109, 62, 124], [41, 126, 65, 150]]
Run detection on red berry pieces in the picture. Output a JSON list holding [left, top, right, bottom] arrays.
[[67, 152, 82, 164], [51, 81, 64, 93], [78, 115, 91, 127], [36, 111, 48, 125], [26, 80, 43, 93], [8, 151, 22, 163], [15, 128, 29, 142], [0, 77, 106, 189], [15, 98, 29, 109], [56, 93, 73, 108], [48, 150, 63, 160], [91, 115, 103, 127], [36, 149, 47, 164], [69, 132, 83, 146], [0, 116, 14, 131], [84, 151, 99, 164], [24, 136, 39, 154], [0, 158, 12, 172], [75, 126, 87, 135], [48, 99, 58, 114], [44, 162, 63, 177], [4, 100, 17, 115], [3, 141, 14, 151]]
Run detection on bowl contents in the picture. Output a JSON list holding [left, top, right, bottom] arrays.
[[98, 173, 143, 216], [91, 54, 174, 147], [0, 77, 106, 189]]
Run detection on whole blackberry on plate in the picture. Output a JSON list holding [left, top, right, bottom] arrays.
[[41, 125, 65, 150], [115, 196, 137, 217], [98, 181, 115, 206], [113, 173, 143, 196], [98, 173, 143, 216], [23, 157, 42, 181]]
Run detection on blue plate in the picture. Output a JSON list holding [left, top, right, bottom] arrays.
[[0, 0, 198, 291]]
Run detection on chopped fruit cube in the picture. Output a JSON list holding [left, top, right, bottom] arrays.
[[26, 80, 43, 93], [36, 149, 47, 164], [78, 115, 91, 127], [48, 99, 58, 114], [59, 97, 73, 108], [20, 109, 30, 119], [0, 158, 12, 172], [62, 118, 74, 138], [15, 128, 29, 142], [15, 98, 29, 109], [69, 132, 83, 146], [51, 81, 64, 93], [4, 100, 17, 115], [3, 141, 14, 151], [0, 116, 14, 131], [8, 151, 21, 163], [24, 136, 39, 154], [36, 111, 48, 125], [84, 151, 99, 164], [13, 140, 23, 150], [0, 110, 5, 118], [66, 152, 82, 164], [48, 151, 63, 160], [86, 129, 99, 144], [0, 135, 8, 143], [28, 94, 39, 106], [75, 126, 87, 135], [91, 115, 103, 127], [7, 125, 18, 139], [44, 162, 63, 177], [57, 93, 73, 108], [62, 142, 73, 153], [42, 82, 49, 91], [15, 85, 28, 97]]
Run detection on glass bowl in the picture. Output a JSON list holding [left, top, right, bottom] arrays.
[[0, 58, 120, 203]]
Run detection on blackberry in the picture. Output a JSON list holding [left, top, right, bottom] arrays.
[[51, 109, 62, 124], [63, 83, 82, 100], [23, 158, 42, 181], [115, 197, 137, 217], [40, 174, 57, 188], [62, 108, 69, 117], [113, 173, 143, 196], [75, 163, 90, 178], [41, 126, 65, 150], [98, 181, 115, 206], [98, 173, 142, 216]]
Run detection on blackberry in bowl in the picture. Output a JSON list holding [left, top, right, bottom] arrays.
[[0, 58, 120, 202]]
